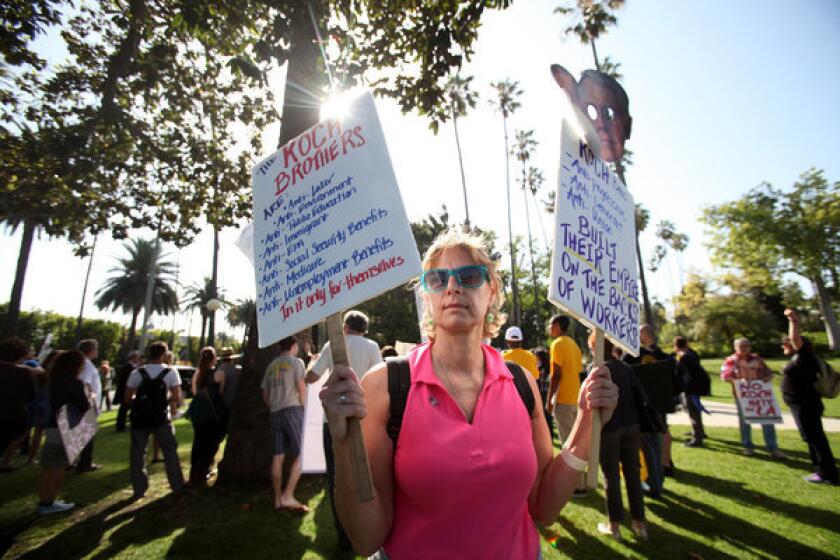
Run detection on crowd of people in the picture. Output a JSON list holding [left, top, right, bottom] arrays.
[[1, 226, 837, 557]]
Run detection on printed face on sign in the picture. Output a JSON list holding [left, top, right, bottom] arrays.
[[425, 247, 493, 336], [550, 64, 632, 164]]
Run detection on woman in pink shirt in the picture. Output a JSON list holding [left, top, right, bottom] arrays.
[[320, 227, 618, 559]]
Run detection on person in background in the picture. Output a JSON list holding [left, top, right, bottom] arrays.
[[501, 326, 540, 380], [263, 335, 308, 512], [318, 227, 618, 558], [306, 310, 383, 550], [99, 360, 113, 412], [75, 339, 101, 472], [532, 347, 556, 440], [217, 347, 241, 415], [592, 333, 648, 542], [188, 347, 226, 484], [26, 351, 58, 464], [781, 309, 837, 484], [674, 336, 709, 448], [0, 337, 36, 472], [624, 324, 672, 487], [125, 341, 184, 499], [721, 338, 785, 459], [380, 346, 398, 359], [36, 350, 89, 514], [546, 314, 586, 496], [114, 351, 142, 433]]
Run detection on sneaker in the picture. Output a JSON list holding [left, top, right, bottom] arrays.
[[76, 464, 102, 473], [641, 481, 650, 492], [803, 473, 830, 484], [770, 449, 787, 459], [597, 522, 622, 541], [684, 439, 703, 448], [741, 448, 754, 457], [572, 488, 588, 498], [631, 522, 649, 541], [38, 500, 75, 515]]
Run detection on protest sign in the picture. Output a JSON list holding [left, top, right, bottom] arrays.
[[251, 91, 423, 349], [735, 379, 782, 424], [56, 405, 98, 464], [548, 119, 640, 356]]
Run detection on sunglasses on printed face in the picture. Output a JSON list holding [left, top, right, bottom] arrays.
[[420, 265, 490, 293]]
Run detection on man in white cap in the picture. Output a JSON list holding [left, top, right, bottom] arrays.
[[501, 326, 539, 380]]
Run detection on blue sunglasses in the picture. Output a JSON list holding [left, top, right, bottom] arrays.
[[420, 265, 490, 293]]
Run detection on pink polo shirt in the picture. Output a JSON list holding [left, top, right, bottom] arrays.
[[383, 342, 539, 560]]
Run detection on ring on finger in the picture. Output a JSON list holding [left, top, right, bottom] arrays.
[[338, 393, 349, 404]]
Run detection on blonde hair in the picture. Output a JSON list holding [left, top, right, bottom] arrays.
[[419, 226, 507, 340]]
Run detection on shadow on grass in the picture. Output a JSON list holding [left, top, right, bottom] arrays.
[[648, 489, 835, 559], [702, 437, 816, 472], [675, 469, 840, 533]]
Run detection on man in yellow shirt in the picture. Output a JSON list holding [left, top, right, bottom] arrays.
[[546, 314, 585, 495], [501, 326, 539, 379]]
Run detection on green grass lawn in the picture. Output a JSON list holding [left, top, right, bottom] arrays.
[[2, 408, 839, 559], [701, 357, 840, 418]]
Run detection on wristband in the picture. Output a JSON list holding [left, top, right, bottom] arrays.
[[561, 447, 587, 472]]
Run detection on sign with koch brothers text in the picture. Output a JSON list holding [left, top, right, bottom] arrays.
[[252, 91, 422, 348], [548, 120, 640, 356]]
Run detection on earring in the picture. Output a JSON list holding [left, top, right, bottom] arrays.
[[485, 312, 495, 324], [426, 318, 436, 329]]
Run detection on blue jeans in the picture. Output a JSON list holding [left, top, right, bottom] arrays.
[[640, 431, 663, 497], [735, 399, 778, 451]]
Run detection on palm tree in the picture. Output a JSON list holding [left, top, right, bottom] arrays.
[[444, 74, 479, 227], [184, 277, 211, 351], [489, 79, 523, 326], [94, 238, 179, 349], [227, 298, 256, 346], [512, 129, 541, 334]]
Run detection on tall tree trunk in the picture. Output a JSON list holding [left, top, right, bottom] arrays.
[[813, 275, 839, 351], [453, 111, 470, 228], [127, 307, 140, 350], [75, 236, 98, 344], [4, 219, 36, 337], [208, 227, 219, 347], [219, 1, 327, 484], [198, 314, 207, 350], [503, 116, 520, 325], [522, 173, 540, 337]]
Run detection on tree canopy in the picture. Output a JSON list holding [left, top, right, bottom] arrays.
[[702, 168, 840, 348]]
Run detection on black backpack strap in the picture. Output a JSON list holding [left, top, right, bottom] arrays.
[[386, 357, 411, 444], [138, 367, 150, 383], [506, 361, 535, 419]]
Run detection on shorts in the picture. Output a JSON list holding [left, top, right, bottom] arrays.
[[270, 406, 304, 457], [40, 428, 70, 468]]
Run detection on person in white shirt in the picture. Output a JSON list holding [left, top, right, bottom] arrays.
[[124, 341, 184, 499], [305, 310, 382, 550], [75, 339, 101, 472]]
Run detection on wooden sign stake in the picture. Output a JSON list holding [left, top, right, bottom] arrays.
[[326, 312, 375, 503], [586, 329, 604, 489]]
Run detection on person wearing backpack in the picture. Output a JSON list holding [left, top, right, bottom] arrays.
[[124, 341, 185, 498], [781, 309, 838, 485], [317, 227, 618, 558]]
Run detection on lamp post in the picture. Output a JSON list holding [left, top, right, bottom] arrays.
[[206, 298, 223, 348]]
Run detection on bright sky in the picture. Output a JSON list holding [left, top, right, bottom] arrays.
[[3, 0, 839, 342]]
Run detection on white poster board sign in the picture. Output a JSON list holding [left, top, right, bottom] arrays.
[[56, 405, 98, 464], [735, 379, 783, 424], [548, 120, 640, 356], [251, 91, 423, 348]]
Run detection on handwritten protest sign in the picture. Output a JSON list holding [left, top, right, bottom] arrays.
[[251, 91, 422, 348], [57, 405, 98, 464], [735, 379, 782, 424], [548, 120, 640, 356]]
